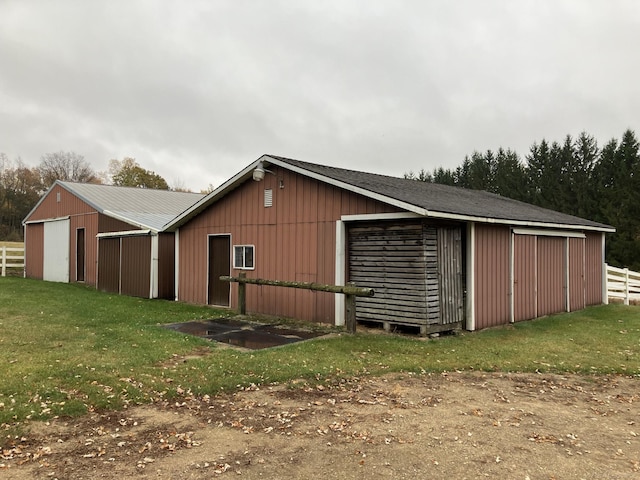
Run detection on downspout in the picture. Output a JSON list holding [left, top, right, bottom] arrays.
[[334, 220, 346, 326], [465, 222, 475, 331]]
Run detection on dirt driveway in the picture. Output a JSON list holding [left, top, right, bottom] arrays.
[[2, 372, 639, 479]]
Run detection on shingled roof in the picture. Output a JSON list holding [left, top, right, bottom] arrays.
[[166, 154, 614, 232], [25, 181, 204, 232]]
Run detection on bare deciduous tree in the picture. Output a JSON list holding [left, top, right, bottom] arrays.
[[38, 151, 99, 186]]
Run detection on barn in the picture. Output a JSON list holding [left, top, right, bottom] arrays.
[[166, 154, 614, 332], [23, 181, 203, 299]]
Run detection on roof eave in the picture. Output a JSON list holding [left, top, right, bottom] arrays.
[[423, 210, 615, 232], [161, 154, 617, 234], [163, 157, 274, 231], [266, 156, 614, 232]]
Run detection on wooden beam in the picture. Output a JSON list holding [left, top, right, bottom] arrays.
[[220, 275, 374, 297]]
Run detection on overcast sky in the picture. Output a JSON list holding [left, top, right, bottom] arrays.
[[1, 1, 638, 191]]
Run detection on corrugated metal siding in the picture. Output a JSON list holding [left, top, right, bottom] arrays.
[[513, 234, 537, 322], [157, 233, 175, 299], [474, 224, 510, 329], [69, 213, 99, 285], [76, 228, 85, 282], [98, 214, 140, 234], [26, 184, 95, 221], [121, 236, 151, 298], [178, 166, 400, 323], [569, 237, 585, 311], [584, 233, 603, 305], [537, 236, 566, 316], [43, 218, 70, 282], [97, 238, 120, 293], [25, 223, 44, 279]]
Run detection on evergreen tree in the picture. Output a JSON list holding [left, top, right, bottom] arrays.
[[492, 148, 528, 201]]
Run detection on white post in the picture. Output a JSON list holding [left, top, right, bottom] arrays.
[[624, 268, 630, 306], [509, 230, 514, 323], [174, 229, 180, 301], [334, 220, 346, 326], [1, 246, 6, 277], [150, 234, 159, 299], [603, 263, 609, 305], [466, 222, 476, 331], [602, 233, 608, 305]]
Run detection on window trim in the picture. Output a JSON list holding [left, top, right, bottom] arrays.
[[233, 244, 255, 270]]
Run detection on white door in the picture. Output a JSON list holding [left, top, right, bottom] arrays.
[[43, 219, 70, 282]]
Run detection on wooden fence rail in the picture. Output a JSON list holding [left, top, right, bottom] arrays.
[[606, 264, 640, 305], [220, 274, 374, 333], [1, 246, 25, 277]]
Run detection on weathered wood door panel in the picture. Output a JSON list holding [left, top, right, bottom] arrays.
[[437, 227, 464, 325], [348, 221, 463, 331]]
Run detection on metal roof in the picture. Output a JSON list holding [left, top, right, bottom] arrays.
[[165, 154, 615, 232], [26, 181, 204, 232]]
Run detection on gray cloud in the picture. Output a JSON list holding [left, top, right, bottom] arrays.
[[1, 0, 639, 191]]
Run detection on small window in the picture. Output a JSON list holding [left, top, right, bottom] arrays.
[[233, 245, 255, 270]]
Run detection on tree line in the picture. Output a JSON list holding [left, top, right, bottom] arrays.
[[0, 152, 172, 241], [405, 129, 640, 270]]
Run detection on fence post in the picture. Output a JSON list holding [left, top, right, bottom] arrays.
[[1, 246, 5, 277], [345, 282, 357, 333], [238, 272, 247, 314], [624, 268, 630, 306]]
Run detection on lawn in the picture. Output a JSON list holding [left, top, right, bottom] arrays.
[[1, 277, 639, 432]]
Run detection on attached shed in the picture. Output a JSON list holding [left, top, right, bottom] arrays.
[[23, 181, 203, 299], [165, 155, 614, 332]]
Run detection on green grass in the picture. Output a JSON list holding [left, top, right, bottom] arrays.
[[1, 277, 639, 443]]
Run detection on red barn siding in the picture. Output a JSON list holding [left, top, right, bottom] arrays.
[[97, 238, 120, 293], [121, 236, 151, 298], [584, 232, 603, 305], [569, 237, 585, 311], [513, 234, 537, 322], [25, 184, 142, 286], [158, 233, 176, 299], [98, 215, 140, 234], [474, 224, 510, 329], [69, 214, 99, 284], [27, 184, 96, 221], [537, 237, 566, 316], [177, 166, 399, 323], [24, 223, 44, 279]]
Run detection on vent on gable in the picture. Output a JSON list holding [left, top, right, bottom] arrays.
[[264, 188, 273, 207]]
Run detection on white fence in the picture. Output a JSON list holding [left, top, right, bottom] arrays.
[[1, 245, 24, 277], [606, 264, 640, 305]]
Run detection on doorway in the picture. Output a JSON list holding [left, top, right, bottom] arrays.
[[76, 228, 85, 282], [208, 235, 231, 306]]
